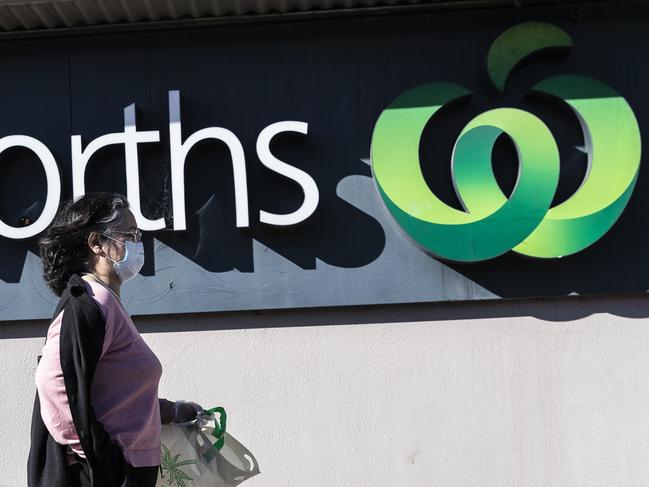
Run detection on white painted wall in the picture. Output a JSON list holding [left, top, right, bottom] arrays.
[[3, 296, 649, 486]]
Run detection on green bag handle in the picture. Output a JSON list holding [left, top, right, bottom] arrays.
[[203, 406, 227, 450]]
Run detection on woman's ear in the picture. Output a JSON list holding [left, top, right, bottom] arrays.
[[87, 232, 104, 256]]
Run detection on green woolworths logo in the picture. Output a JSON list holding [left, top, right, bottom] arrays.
[[371, 22, 641, 262]]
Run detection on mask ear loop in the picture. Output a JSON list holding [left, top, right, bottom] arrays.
[[101, 234, 128, 264]]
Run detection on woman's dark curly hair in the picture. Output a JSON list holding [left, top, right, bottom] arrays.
[[39, 192, 130, 296]]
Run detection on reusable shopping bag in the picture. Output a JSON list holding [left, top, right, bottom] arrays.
[[156, 407, 260, 487]]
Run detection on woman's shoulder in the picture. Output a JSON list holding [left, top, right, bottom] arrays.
[[76, 276, 136, 348], [54, 274, 109, 337]]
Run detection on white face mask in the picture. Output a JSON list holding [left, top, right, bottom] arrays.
[[103, 236, 145, 283]]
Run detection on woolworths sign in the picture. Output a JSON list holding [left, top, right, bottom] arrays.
[[0, 11, 645, 321]]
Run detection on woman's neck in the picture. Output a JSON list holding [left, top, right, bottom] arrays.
[[83, 270, 121, 298]]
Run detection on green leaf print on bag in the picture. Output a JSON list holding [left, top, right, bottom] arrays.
[[160, 444, 198, 487]]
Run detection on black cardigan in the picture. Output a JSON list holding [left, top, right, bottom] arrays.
[[27, 274, 131, 487]]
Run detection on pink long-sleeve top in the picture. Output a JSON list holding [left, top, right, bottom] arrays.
[[34, 278, 163, 467]]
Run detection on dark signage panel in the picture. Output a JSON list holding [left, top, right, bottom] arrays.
[[0, 2, 647, 320]]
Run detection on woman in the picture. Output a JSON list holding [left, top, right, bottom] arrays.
[[28, 192, 202, 487]]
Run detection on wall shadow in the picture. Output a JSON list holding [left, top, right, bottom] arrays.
[[6, 292, 649, 340]]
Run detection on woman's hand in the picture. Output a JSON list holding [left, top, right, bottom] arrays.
[[172, 400, 204, 423], [159, 398, 204, 424]]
